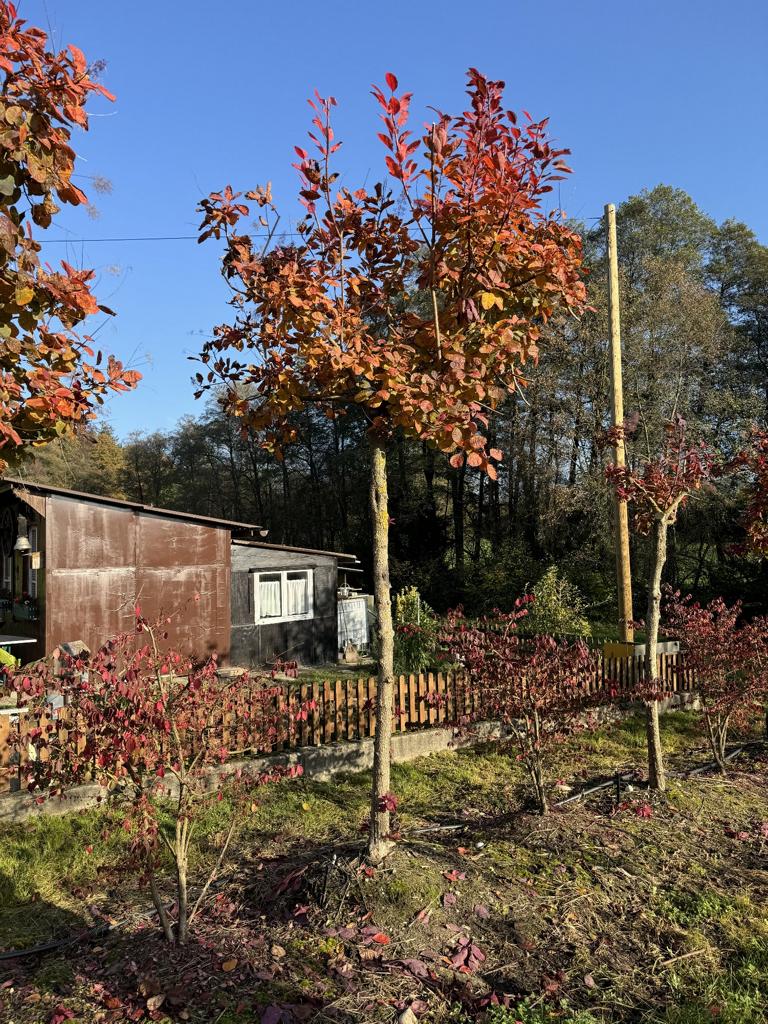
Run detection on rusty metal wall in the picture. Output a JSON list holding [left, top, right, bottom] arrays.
[[45, 495, 231, 661]]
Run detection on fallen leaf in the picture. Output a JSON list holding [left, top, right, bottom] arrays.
[[584, 973, 596, 988], [221, 958, 238, 972], [271, 944, 286, 959], [443, 870, 466, 882], [146, 994, 166, 1011], [473, 904, 490, 919]]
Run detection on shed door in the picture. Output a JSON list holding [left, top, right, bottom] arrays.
[[338, 597, 368, 651]]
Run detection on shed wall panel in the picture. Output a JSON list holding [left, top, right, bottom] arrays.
[[229, 544, 338, 667], [43, 497, 231, 661], [47, 497, 136, 570]]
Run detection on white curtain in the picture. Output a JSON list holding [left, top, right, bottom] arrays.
[[259, 579, 282, 618], [286, 575, 308, 616]]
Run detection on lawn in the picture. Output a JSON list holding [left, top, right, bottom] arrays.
[[1, 712, 767, 1024]]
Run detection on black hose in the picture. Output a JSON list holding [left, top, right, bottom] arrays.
[[0, 923, 112, 961]]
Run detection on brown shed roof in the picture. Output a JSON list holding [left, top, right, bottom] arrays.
[[0, 476, 267, 535]]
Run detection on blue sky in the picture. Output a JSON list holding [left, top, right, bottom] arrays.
[[22, 0, 768, 439]]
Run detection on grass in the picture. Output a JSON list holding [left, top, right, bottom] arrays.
[[1, 711, 767, 1023]]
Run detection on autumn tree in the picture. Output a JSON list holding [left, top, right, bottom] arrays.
[[738, 429, 768, 556], [9, 610, 304, 945], [0, 2, 138, 470], [443, 602, 599, 812], [606, 417, 715, 791], [665, 592, 768, 771], [196, 70, 586, 860]]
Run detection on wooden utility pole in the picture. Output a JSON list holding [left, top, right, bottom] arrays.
[[605, 203, 634, 644]]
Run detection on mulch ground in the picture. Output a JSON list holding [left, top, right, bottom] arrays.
[[1, 728, 767, 1024]]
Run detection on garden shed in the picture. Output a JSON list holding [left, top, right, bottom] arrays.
[[0, 477, 259, 664], [0, 478, 362, 667]]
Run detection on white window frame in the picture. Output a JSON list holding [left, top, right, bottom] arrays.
[[254, 568, 314, 624]]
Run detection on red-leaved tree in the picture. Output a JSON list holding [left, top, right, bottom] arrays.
[[606, 416, 715, 792], [737, 429, 768, 557], [443, 602, 599, 812], [0, 2, 139, 469], [8, 610, 305, 945], [664, 593, 768, 771], [196, 70, 586, 860]]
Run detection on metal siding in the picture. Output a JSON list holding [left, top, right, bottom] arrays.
[[43, 495, 231, 661], [47, 495, 136, 570]]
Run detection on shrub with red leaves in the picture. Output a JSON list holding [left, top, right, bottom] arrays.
[[9, 609, 307, 944], [443, 602, 601, 812], [665, 592, 768, 770]]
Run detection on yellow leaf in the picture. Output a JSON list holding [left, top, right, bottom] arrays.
[[15, 286, 34, 306], [221, 958, 238, 973], [480, 292, 496, 310], [301, 801, 311, 812]]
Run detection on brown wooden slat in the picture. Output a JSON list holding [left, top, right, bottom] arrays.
[[407, 673, 417, 728], [436, 672, 445, 724], [417, 673, 427, 726], [367, 677, 376, 737], [335, 680, 344, 741], [322, 682, 332, 743], [311, 682, 321, 746], [397, 675, 406, 733], [356, 677, 365, 740]]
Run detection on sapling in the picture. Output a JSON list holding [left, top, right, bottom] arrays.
[[665, 593, 768, 771], [195, 70, 586, 860], [443, 603, 599, 812], [10, 609, 305, 944], [606, 417, 714, 791]]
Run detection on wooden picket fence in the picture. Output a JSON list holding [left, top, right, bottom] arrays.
[[0, 652, 693, 797]]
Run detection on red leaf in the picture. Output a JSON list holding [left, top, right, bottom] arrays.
[[385, 72, 398, 91]]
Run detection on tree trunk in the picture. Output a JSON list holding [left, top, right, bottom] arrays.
[[176, 853, 189, 945], [474, 471, 485, 561], [368, 438, 396, 863], [175, 812, 190, 945], [451, 456, 466, 578], [644, 517, 668, 792], [149, 870, 174, 944], [706, 712, 730, 772], [422, 442, 436, 510], [280, 459, 291, 545], [530, 712, 548, 813]]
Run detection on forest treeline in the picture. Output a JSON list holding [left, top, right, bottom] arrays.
[[18, 186, 768, 624]]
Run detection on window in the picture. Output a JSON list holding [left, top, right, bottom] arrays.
[[27, 526, 38, 598], [1, 553, 11, 593], [254, 569, 313, 623]]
